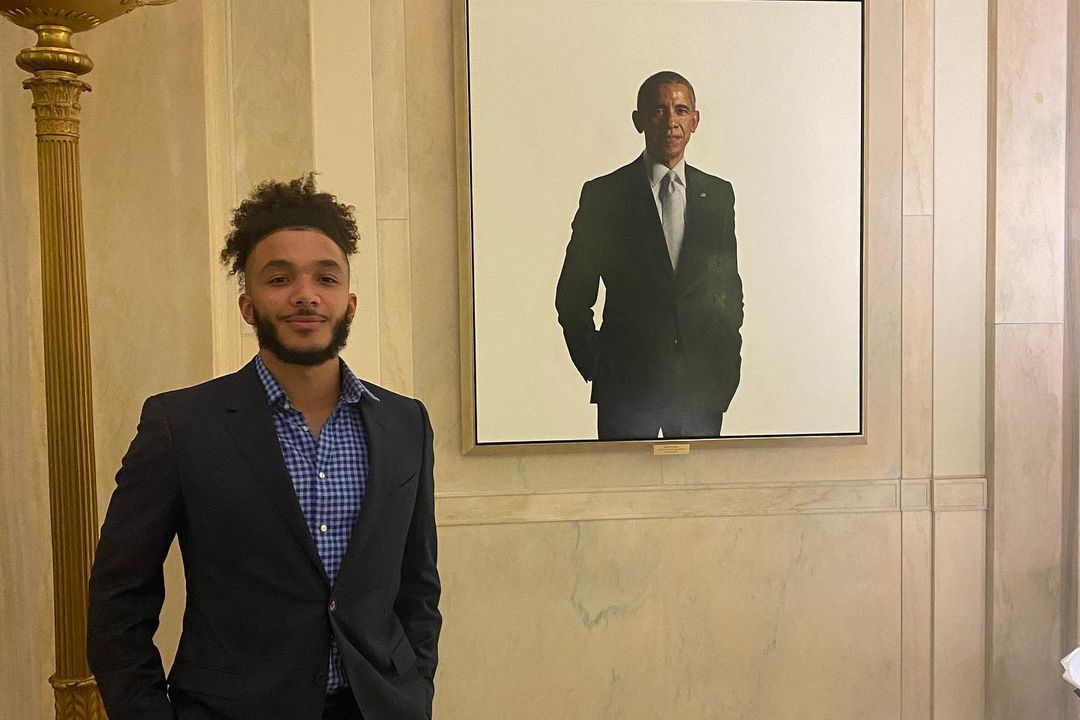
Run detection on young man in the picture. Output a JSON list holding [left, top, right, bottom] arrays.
[[88, 175, 441, 720]]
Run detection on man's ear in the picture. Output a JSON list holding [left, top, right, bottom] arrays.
[[347, 292, 357, 319], [238, 293, 256, 327], [632, 109, 645, 133]]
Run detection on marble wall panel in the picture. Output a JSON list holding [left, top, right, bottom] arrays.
[[988, 322, 1065, 720], [0, 20, 54, 718], [932, 0, 987, 478], [902, 216, 933, 479], [902, 0, 933, 215], [986, 2, 1070, 717], [933, 477, 987, 511], [227, 1, 315, 190], [933, 510, 986, 720], [992, 0, 1067, 325], [436, 513, 901, 719], [377, 218, 415, 395], [901, 479, 930, 510], [403, 0, 463, 455], [372, 0, 411, 220], [901, 510, 931, 720], [1066, 0, 1080, 671]]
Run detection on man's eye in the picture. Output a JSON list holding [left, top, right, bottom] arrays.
[[268, 276, 287, 285], [320, 276, 340, 284]]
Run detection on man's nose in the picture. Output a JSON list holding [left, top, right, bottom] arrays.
[[290, 278, 319, 305]]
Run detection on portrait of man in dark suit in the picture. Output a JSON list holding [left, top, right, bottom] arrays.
[[556, 71, 744, 440], [87, 175, 441, 720]]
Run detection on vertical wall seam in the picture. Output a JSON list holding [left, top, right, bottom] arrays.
[[928, 0, 936, 711], [983, 0, 997, 713], [1060, 0, 1080, 714]]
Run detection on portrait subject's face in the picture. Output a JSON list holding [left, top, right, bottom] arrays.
[[238, 228, 357, 366], [633, 82, 700, 169]]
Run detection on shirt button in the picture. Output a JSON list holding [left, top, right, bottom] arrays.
[[329, 600, 337, 612], [283, 401, 291, 410], [320, 523, 328, 532], [318, 471, 326, 479]]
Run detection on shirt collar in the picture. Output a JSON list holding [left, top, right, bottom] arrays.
[[254, 354, 379, 411], [641, 151, 687, 190]]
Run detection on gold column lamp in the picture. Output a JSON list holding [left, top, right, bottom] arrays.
[[0, 1, 177, 718]]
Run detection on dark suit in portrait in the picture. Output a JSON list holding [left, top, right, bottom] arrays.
[[87, 362, 440, 720], [555, 72, 744, 440]]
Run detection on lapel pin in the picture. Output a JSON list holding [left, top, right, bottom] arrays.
[[699, 192, 707, 198]]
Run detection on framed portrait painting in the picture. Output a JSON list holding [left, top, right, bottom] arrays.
[[459, 0, 864, 448]]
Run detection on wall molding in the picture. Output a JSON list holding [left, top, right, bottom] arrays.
[[933, 476, 988, 510], [435, 476, 988, 525], [902, 478, 932, 510], [436, 479, 899, 526]]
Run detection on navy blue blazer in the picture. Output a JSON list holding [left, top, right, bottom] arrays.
[[88, 359, 441, 720]]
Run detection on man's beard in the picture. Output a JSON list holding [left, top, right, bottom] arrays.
[[252, 308, 352, 367]]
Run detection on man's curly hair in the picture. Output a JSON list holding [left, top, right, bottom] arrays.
[[220, 173, 359, 280]]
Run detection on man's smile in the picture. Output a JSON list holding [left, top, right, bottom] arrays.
[[285, 314, 326, 326]]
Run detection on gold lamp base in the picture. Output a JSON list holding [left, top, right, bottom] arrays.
[[1, 2, 178, 719], [51, 675, 107, 720]]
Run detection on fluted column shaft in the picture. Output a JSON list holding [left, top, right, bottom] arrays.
[[20, 38, 106, 720]]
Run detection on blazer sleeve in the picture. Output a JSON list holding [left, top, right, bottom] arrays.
[[88, 396, 180, 720], [394, 400, 442, 692], [718, 181, 744, 409], [555, 180, 604, 381]]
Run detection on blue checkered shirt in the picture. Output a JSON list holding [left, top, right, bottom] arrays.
[[254, 355, 377, 692]]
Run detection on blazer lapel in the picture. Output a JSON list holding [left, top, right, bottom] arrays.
[[223, 361, 328, 583], [624, 161, 675, 284], [336, 393, 394, 577]]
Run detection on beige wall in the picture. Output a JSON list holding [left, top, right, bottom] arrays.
[[986, 0, 1072, 717], [0, 0, 1075, 718]]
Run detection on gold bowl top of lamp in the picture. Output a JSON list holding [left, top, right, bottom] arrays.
[[0, 0, 175, 34]]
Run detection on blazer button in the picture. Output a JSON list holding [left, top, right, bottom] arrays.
[[314, 671, 328, 687], [329, 600, 337, 613]]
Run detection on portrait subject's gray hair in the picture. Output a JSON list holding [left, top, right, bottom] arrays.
[[636, 71, 697, 109]]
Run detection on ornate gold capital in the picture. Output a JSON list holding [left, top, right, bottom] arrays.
[[24, 71, 90, 138], [50, 675, 106, 720]]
